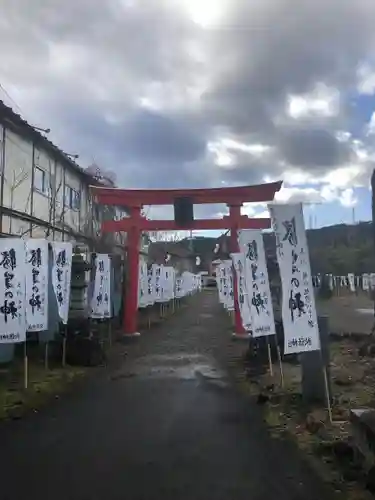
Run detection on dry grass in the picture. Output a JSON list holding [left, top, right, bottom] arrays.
[[0, 359, 86, 420], [239, 338, 375, 500]]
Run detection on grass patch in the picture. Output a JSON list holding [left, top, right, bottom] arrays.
[[0, 361, 86, 420]]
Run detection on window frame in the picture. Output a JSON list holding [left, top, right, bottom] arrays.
[[33, 166, 51, 196], [64, 184, 81, 211]]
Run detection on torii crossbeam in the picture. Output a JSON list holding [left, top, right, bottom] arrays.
[[91, 181, 282, 337]]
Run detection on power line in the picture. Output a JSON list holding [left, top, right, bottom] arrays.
[[0, 83, 24, 115]]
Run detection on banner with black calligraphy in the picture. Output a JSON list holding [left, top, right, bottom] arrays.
[[268, 203, 320, 354], [216, 264, 225, 305], [146, 266, 155, 305], [238, 230, 276, 338], [163, 266, 175, 301], [0, 239, 27, 343], [230, 253, 252, 331], [175, 275, 183, 299], [222, 260, 234, 311], [25, 238, 48, 332], [52, 242, 73, 325], [90, 254, 111, 318], [152, 264, 163, 303]]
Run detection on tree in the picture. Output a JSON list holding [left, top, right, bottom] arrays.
[[18, 161, 67, 239], [7, 165, 30, 235]]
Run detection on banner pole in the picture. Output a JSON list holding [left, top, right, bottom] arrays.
[[44, 341, 49, 370], [62, 324, 67, 367], [108, 320, 112, 348], [322, 366, 333, 424], [266, 337, 273, 377], [275, 338, 284, 388], [24, 340, 28, 390]]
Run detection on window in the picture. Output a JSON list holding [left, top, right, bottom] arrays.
[[34, 167, 51, 195], [93, 203, 102, 221], [64, 185, 81, 210]]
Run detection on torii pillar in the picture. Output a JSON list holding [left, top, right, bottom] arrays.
[[91, 181, 282, 337]]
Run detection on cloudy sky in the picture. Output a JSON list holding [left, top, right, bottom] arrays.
[[1, 0, 375, 231]]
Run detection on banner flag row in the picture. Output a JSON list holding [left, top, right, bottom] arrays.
[[137, 262, 202, 308], [216, 203, 320, 355]]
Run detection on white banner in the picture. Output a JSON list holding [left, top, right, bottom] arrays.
[[0, 239, 27, 343], [328, 274, 334, 290], [269, 203, 320, 354], [138, 260, 148, 308], [52, 242, 73, 325], [175, 275, 183, 298], [216, 264, 225, 304], [363, 273, 370, 291], [146, 267, 154, 305], [153, 264, 163, 303], [165, 267, 175, 301], [25, 239, 48, 332], [347, 273, 355, 292], [222, 260, 234, 310], [90, 254, 111, 318], [238, 230, 276, 337], [231, 253, 252, 331]]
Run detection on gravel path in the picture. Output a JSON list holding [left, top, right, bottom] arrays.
[[0, 290, 336, 500]]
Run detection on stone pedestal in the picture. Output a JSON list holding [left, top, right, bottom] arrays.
[[300, 315, 332, 404]]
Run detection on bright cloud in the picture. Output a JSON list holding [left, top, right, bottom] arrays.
[[0, 0, 373, 222], [287, 83, 340, 119]]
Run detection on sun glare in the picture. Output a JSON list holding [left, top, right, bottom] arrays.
[[181, 0, 226, 28]]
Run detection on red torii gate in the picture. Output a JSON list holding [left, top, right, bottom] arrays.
[[91, 181, 282, 337]]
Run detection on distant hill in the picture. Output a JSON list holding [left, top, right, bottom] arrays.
[[178, 221, 375, 275]]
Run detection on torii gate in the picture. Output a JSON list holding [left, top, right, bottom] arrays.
[[91, 181, 282, 337]]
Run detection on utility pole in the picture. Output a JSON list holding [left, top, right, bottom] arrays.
[[304, 202, 322, 229]]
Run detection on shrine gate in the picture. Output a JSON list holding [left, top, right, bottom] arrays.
[[91, 181, 282, 337]]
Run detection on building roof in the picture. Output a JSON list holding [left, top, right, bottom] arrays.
[[0, 100, 96, 183]]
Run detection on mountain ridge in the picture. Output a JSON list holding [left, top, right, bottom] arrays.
[[178, 221, 374, 275]]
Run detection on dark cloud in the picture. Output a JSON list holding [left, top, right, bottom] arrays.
[[0, 0, 375, 212], [122, 110, 206, 163], [279, 128, 351, 168], [201, 0, 375, 176]]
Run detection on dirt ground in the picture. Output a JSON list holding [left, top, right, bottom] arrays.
[[242, 333, 375, 500], [317, 291, 374, 334]]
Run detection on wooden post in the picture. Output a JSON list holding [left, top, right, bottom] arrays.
[[229, 205, 247, 339], [24, 341, 28, 390], [123, 206, 141, 337]]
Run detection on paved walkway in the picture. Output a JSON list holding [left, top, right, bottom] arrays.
[[0, 291, 335, 500]]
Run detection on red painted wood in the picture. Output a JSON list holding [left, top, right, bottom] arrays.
[[124, 207, 141, 335], [228, 205, 247, 337], [102, 215, 272, 233], [91, 181, 282, 206], [95, 182, 283, 336]]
